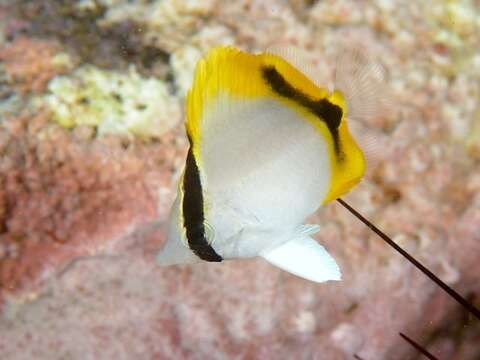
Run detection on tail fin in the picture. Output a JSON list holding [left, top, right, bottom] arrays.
[[334, 47, 392, 175]]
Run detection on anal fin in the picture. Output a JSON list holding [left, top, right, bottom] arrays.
[[260, 235, 341, 283]]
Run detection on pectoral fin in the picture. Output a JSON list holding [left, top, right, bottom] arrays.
[[156, 233, 200, 266], [261, 235, 341, 283]]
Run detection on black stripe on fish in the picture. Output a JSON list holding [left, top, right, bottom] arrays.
[[262, 65, 343, 158], [182, 139, 223, 262]]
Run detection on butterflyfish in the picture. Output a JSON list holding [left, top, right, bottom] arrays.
[[156, 46, 382, 283]]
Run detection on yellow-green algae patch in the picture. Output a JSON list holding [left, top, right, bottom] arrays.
[[466, 110, 480, 159], [41, 65, 180, 139]]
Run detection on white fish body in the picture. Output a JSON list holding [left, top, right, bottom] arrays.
[[156, 46, 382, 283]]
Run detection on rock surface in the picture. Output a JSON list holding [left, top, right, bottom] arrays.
[[0, 1, 479, 359]]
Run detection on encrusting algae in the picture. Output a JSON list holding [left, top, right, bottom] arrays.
[[40, 65, 180, 139]]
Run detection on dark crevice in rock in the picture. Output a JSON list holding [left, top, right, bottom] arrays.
[[13, 0, 172, 81]]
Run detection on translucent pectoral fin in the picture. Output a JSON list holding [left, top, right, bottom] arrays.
[[156, 233, 200, 266], [260, 235, 341, 283], [156, 221, 219, 266], [156, 194, 201, 266]]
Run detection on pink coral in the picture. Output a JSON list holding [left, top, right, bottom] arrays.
[[0, 109, 185, 300], [0, 37, 71, 95]]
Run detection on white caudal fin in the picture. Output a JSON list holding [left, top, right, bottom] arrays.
[[260, 234, 341, 283]]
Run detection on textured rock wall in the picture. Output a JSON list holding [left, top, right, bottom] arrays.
[[0, 1, 479, 359]]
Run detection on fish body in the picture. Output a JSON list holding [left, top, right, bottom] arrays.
[[157, 47, 370, 282]]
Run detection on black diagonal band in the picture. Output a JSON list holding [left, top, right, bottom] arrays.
[[262, 65, 344, 158]]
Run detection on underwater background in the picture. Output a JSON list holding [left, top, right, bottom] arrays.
[[0, 0, 479, 359]]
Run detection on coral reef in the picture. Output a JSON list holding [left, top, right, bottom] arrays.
[[0, 108, 185, 298], [0, 37, 72, 95], [0, 0, 479, 359]]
